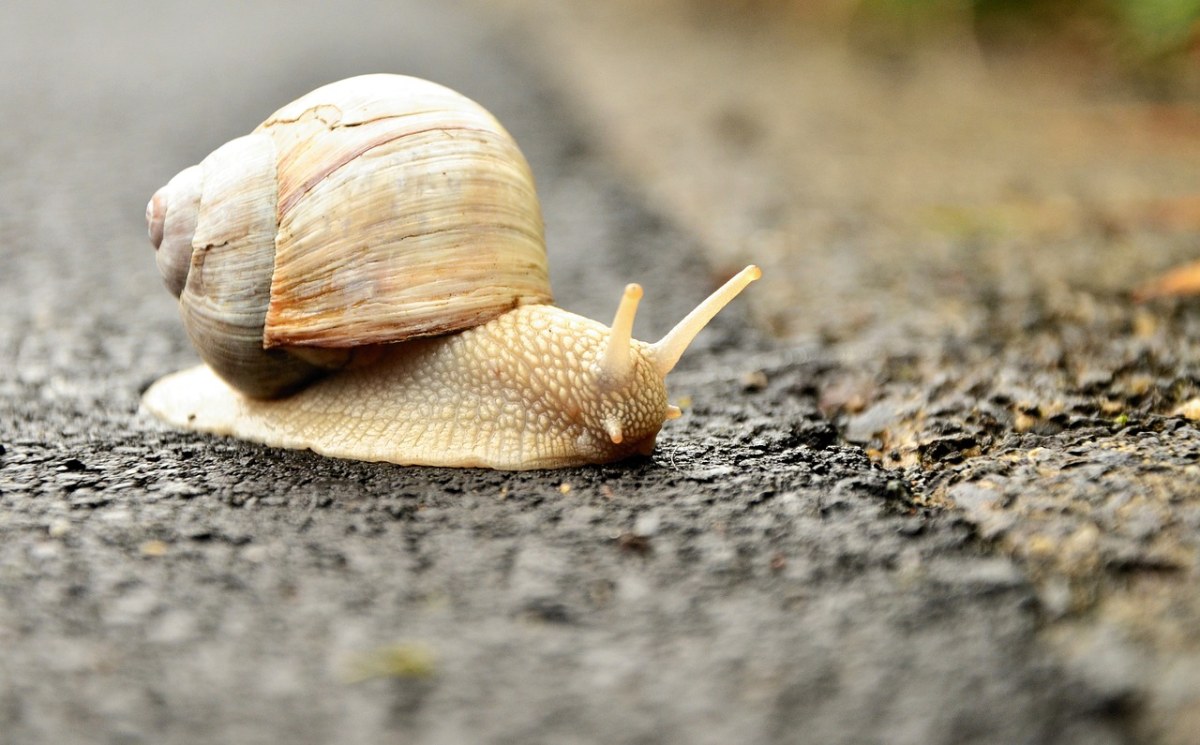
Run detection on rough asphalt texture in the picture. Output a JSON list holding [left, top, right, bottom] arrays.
[[0, 1, 1167, 744]]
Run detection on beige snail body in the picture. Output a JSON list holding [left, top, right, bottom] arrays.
[[141, 74, 760, 469]]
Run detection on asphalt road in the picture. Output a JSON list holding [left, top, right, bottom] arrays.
[[0, 1, 1144, 743]]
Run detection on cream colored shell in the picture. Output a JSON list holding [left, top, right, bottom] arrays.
[[149, 74, 550, 398], [255, 74, 549, 348]]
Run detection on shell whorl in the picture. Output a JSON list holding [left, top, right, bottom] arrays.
[[147, 74, 552, 399], [147, 165, 201, 299]]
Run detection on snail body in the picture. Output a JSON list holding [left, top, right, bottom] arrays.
[[142, 74, 760, 469]]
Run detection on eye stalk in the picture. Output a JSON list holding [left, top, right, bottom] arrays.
[[598, 265, 762, 389], [598, 283, 644, 387], [649, 265, 762, 376]]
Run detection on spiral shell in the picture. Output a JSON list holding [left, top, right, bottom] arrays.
[[147, 74, 551, 398]]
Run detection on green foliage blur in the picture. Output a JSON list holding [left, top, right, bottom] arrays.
[[1110, 0, 1200, 55], [855, 0, 1200, 58]]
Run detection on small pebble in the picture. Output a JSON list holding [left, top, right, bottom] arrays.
[[633, 511, 660, 537], [342, 643, 436, 683], [741, 370, 768, 392], [1172, 398, 1200, 421], [29, 541, 60, 561], [241, 545, 269, 563], [140, 540, 169, 557]]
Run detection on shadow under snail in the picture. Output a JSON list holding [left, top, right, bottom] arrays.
[[141, 74, 760, 470]]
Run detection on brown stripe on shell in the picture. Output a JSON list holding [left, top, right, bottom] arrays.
[[259, 77, 551, 351]]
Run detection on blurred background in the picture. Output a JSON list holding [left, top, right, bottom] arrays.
[[489, 0, 1200, 341]]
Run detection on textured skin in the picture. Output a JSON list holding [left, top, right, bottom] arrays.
[[142, 305, 670, 469]]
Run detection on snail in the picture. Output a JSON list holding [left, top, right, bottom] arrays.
[[140, 74, 760, 470]]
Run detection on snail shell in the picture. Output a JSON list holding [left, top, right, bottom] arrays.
[[146, 74, 551, 398]]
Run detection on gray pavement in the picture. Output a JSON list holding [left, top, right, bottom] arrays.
[[0, 1, 1144, 743]]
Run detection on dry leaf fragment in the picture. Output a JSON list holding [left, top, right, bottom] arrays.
[[1134, 260, 1200, 301]]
